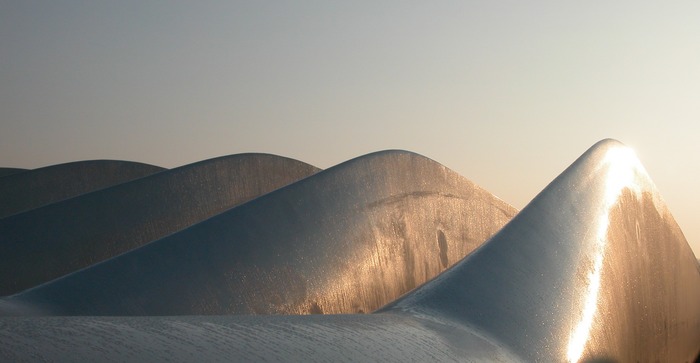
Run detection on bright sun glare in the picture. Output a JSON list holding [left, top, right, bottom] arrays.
[[566, 146, 643, 362]]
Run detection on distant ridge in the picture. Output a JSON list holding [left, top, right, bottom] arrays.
[[0, 160, 165, 218], [3, 150, 516, 315], [0, 154, 320, 296], [0, 167, 27, 178]]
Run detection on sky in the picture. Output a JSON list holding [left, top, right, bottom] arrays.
[[1, 1, 699, 255]]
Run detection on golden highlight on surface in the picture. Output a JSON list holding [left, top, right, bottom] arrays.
[[566, 146, 644, 362]]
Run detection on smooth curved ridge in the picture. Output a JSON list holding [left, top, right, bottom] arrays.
[[2, 150, 516, 315], [0, 140, 698, 362], [0, 160, 165, 218], [0, 154, 321, 296], [382, 139, 700, 361]]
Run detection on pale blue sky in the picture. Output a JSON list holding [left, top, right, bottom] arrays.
[[2, 1, 699, 254]]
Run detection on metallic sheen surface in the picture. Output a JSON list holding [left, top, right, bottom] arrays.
[[0, 160, 164, 218], [2, 151, 516, 315], [0, 154, 320, 296], [383, 139, 700, 361], [0, 140, 697, 362]]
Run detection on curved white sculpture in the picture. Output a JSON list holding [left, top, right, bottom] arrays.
[[0, 140, 697, 361], [2, 151, 515, 315], [0, 154, 320, 296]]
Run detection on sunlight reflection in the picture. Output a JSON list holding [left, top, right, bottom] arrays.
[[566, 146, 643, 362]]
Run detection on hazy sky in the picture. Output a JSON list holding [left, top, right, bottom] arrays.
[[2, 1, 699, 254]]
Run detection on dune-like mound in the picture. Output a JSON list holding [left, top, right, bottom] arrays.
[[0, 167, 27, 178], [0, 160, 164, 218], [1, 140, 698, 362], [3, 150, 516, 315], [0, 154, 320, 296], [381, 139, 700, 361]]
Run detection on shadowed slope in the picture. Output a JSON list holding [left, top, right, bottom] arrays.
[[1, 140, 696, 362], [0, 168, 27, 178], [0, 154, 320, 296], [382, 139, 700, 361], [3, 150, 516, 315], [0, 160, 165, 218], [0, 314, 520, 362]]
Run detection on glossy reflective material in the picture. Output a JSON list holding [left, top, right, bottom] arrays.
[[383, 139, 700, 361], [2, 151, 516, 315], [1, 140, 698, 362], [0, 160, 164, 218], [0, 154, 320, 296]]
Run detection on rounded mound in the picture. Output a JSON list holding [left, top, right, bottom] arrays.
[[0, 160, 165, 218], [0, 154, 320, 296], [5, 150, 516, 315]]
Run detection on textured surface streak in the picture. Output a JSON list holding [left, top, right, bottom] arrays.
[[0, 167, 27, 178], [382, 139, 700, 362], [0, 314, 519, 362], [3, 151, 516, 315], [0, 160, 164, 219], [0, 154, 320, 296]]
